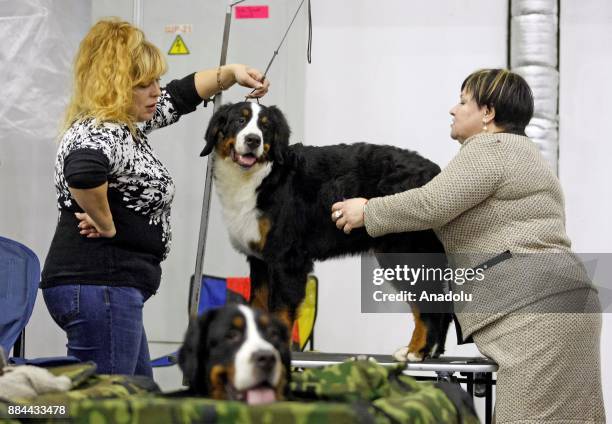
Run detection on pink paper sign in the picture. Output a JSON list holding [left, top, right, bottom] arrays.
[[235, 6, 269, 19]]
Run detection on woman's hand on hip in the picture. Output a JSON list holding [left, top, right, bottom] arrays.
[[331, 198, 368, 234], [69, 183, 115, 239], [75, 212, 116, 238]]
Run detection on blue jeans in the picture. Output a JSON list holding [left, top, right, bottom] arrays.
[[42, 285, 153, 377]]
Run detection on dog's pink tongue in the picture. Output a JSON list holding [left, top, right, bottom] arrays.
[[237, 154, 257, 167], [246, 387, 276, 405]]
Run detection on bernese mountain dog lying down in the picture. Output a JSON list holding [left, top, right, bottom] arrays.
[[178, 304, 291, 403], [200, 102, 453, 361]]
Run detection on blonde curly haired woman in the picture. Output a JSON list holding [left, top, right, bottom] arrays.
[[40, 18, 269, 377]]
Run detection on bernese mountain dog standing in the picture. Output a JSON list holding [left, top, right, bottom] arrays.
[[201, 102, 452, 361]]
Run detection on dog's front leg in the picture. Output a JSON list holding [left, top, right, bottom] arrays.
[[375, 251, 452, 361], [248, 256, 270, 312], [394, 307, 452, 362], [248, 255, 304, 348], [267, 261, 311, 350]]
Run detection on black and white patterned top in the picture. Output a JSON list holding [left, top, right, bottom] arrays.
[[41, 74, 203, 295], [54, 89, 178, 257]]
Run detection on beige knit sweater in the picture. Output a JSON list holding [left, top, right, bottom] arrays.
[[364, 132, 596, 336]]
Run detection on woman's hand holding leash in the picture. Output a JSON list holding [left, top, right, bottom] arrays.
[[229, 64, 270, 98]]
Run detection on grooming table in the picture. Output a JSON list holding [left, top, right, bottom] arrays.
[[292, 352, 497, 424]]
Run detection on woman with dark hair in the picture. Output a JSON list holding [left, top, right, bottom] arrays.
[[331, 69, 604, 423]]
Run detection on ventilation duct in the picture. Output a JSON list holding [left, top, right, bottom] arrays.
[[510, 0, 559, 173]]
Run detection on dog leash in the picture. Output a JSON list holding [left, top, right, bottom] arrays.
[[247, 0, 313, 103]]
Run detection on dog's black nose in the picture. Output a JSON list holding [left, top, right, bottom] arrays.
[[252, 350, 275, 372], [244, 134, 261, 149]]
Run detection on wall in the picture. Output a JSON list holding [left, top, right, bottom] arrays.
[[559, 0, 612, 416], [303, 0, 508, 356], [0, 0, 92, 361]]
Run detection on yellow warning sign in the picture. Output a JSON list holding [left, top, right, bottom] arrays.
[[168, 35, 190, 55]]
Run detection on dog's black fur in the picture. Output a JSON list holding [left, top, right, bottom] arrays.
[[202, 102, 452, 359]]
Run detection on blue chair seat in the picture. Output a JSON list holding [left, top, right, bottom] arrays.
[[0, 236, 41, 358]]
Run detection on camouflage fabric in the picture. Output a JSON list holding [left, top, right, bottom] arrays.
[[0, 360, 478, 424], [291, 359, 479, 424]]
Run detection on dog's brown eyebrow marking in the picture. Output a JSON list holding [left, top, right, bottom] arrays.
[[232, 316, 245, 329], [259, 314, 270, 327], [241, 108, 251, 117], [260, 116, 268, 124]]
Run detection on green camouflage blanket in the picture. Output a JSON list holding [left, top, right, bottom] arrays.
[[0, 360, 479, 423]]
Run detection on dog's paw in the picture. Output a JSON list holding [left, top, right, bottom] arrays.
[[392, 346, 425, 362], [392, 346, 409, 361]]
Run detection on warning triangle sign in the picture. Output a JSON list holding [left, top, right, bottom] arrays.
[[168, 35, 190, 55]]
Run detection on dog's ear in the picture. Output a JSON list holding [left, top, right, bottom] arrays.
[[266, 106, 291, 165], [201, 103, 233, 157], [177, 317, 202, 391], [178, 309, 218, 393]]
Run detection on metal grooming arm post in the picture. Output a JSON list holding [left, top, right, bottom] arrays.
[[189, 0, 247, 319]]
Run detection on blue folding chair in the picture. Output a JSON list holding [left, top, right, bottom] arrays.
[[0, 236, 80, 367], [0, 235, 40, 358]]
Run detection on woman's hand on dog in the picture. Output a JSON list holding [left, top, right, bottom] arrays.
[[229, 64, 270, 98], [331, 198, 368, 234]]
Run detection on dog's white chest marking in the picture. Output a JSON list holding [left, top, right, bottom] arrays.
[[214, 157, 272, 258]]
